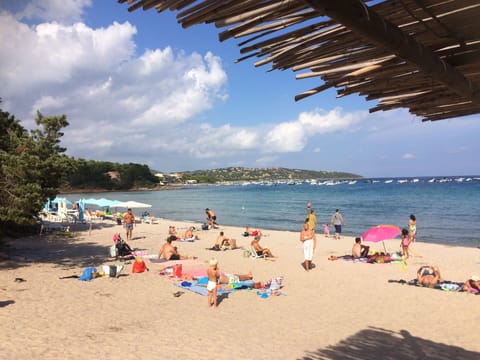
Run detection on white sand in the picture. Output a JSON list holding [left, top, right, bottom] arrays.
[[1, 218, 479, 359]]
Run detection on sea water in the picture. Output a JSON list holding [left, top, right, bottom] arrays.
[[66, 176, 480, 247]]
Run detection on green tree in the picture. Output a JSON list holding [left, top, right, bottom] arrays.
[[0, 107, 74, 236]]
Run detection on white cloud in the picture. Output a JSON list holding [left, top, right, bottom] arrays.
[[402, 153, 415, 159], [0, 10, 229, 164], [263, 108, 367, 153]]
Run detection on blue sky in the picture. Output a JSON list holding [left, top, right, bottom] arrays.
[[1, 0, 479, 177]]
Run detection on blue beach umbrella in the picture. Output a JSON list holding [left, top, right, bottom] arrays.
[[82, 198, 119, 207]]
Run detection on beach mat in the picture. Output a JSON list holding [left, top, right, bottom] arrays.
[[388, 279, 468, 292], [176, 278, 254, 297]]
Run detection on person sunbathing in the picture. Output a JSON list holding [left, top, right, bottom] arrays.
[[416, 265, 442, 287], [462, 276, 480, 293], [158, 235, 196, 260], [244, 227, 263, 237], [251, 235, 275, 258]]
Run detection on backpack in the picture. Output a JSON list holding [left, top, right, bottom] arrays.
[[116, 238, 133, 257]]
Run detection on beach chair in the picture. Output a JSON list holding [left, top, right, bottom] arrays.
[[250, 245, 267, 259]]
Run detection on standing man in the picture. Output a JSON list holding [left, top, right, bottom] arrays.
[[123, 208, 135, 241], [205, 208, 218, 229], [307, 209, 317, 232], [331, 209, 345, 240], [299, 221, 316, 271]]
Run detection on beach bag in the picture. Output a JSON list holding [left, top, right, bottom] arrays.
[[243, 249, 251, 257], [228, 238, 237, 250], [202, 223, 209, 230], [101, 265, 124, 278], [132, 258, 148, 273], [109, 244, 118, 257]]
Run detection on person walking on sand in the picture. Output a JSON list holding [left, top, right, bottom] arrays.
[[300, 221, 316, 271], [331, 209, 345, 240], [123, 208, 135, 241], [207, 258, 219, 308]]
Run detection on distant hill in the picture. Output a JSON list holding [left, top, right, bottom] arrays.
[[178, 167, 362, 183]]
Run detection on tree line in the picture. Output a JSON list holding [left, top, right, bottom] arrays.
[[0, 103, 159, 238]]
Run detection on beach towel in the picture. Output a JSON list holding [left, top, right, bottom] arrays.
[[78, 267, 97, 281], [388, 279, 467, 292], [176, 279, 254, 296]]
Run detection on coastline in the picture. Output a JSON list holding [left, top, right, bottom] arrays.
[[1, 217, 479, 359], [59, 184, 184, 194]]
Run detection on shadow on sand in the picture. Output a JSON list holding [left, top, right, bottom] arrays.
[[0, 222, 119, 270], [300, 326, 479, 360]]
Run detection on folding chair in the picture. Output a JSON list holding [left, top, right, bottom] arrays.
[[250, 245, 267, 259]]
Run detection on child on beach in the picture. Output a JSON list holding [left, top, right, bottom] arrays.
[[400, 228, 411, 258], [323, 224, 330, 237], [408, 214, 417, 243], [207, 258, 219, 308]]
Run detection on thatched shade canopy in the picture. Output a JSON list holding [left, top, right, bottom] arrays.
[[117, 0, 480, 122]]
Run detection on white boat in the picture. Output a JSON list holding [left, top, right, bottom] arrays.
[[411, 178, 420, 183], [348, 180, 357, 185], [384, 179, 393, 184], [397, 179, 408, 184]]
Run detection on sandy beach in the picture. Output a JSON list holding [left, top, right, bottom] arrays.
[[1, 218, 479, 359]]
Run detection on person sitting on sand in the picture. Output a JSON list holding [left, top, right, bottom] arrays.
[[352, 237, 370, 258], [159, 235, 196, 260], [182, 226, 199, 242], [251, 235, 275, 258], [212, 231, 231, 250], [416, 265, 442, 287], [462, 275, 480, 293]]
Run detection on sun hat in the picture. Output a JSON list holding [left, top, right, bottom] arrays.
[[471, 275, 480, 281], [209, 258, 218, 266]]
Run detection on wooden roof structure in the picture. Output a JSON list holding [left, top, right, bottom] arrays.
[[117, 0, 480, 121]]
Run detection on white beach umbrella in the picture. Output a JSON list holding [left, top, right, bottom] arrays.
[[114, 201, 152, 208]]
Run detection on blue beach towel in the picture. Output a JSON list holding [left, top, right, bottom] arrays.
[[78, 267, 97, 281]]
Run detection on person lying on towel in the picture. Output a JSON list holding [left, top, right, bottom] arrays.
[[416, 265, 442, 287]]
